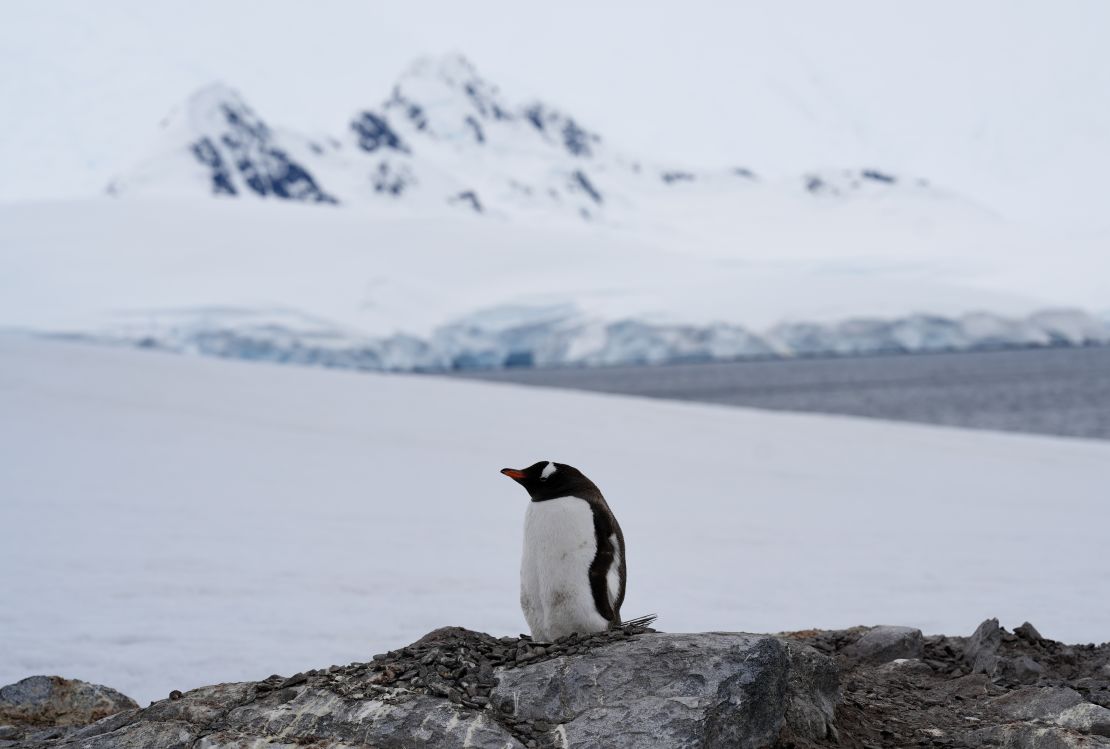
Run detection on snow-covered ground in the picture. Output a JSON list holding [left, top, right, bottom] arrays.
[[2, 336, 1107, 704]]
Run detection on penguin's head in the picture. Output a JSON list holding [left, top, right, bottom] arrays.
[[500, 461, 596, 502]]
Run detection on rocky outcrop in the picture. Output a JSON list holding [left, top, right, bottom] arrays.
[[0, 676, 137, 732], [4, 619, 1108, 748], [788, 619, 1110, 748], [5, 624, 834, 749]]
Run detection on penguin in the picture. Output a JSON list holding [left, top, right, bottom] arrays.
[[500, 461, 626, 642]]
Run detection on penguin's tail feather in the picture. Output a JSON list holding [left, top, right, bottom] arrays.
[[618, 613, 658, 629]]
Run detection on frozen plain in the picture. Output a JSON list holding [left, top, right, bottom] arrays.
[[1, 335, 1108, 705]]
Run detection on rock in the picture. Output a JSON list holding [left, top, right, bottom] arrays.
[[875, 657, 933, 676], [993, 687, 1110, 737], [949, 672, 992, 698], [780, 639, 840, 743], [971, 690, 1110, 749], [1015, 621, 1045, 642], [845, 625, 924, 665], [785, 619, 1110, 749], [963, 617, 1050, 683], [968, 723, 1110, 748], [0, 676, 138, 728], [1000, 654, 1046, 684], [993, 686, 1087, 720], [965, 617, 1004, 675], [12, 619, 1110, 749], [12, 629, 837, 749], [491, 632, 837, 748]]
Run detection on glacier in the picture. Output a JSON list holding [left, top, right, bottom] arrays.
[[88, 304, 1110, 373]]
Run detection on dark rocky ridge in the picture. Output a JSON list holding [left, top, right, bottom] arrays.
[[3, 619, 1108, 748], [786, 619, 1110, 748]]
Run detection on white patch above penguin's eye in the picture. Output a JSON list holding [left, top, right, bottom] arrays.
[[540, 461, 557, 480]]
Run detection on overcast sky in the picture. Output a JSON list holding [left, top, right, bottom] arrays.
[[2, 0, 1107, 230]]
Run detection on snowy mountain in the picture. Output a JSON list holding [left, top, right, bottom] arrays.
[[110, 54, 941, 228], [108, 84, 336, 204]]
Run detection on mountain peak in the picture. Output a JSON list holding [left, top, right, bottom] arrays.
[[179, 82, 270, 146], [403, 52, 482, 83], [114, 82, 336, 204], [384, 53, 514, 142]]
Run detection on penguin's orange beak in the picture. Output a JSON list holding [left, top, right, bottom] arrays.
[[501, 468, 527, 480]]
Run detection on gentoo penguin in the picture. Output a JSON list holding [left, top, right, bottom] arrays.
[[500, 461, 626, 642]]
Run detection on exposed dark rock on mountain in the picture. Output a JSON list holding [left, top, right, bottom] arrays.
[[350, 111, 408, 154], [5, 620, 1108, 748], [185, 86, 336, 204], [451, 190, 483, 213]]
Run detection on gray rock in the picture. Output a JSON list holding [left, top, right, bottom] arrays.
[[13, 631, 837, 749], [491, 632, 837, 748], [994, 686, 1087, 720], [994, 687, 1110, 737], [1015, 621, 1046, 642], [0, 676, 138, 729], [875, 658, 934, 676], [34, 681, 520, 749], [845, 625, 924, 665], [968, 723, 1110, 748], [1001, 654, 1047, 684], [963, 618, 1050, 684], [966, 617, 1004, 675], [780, 639, 840, 743]]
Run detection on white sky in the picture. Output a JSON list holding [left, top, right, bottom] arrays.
[[2, 0, 1108, 230]]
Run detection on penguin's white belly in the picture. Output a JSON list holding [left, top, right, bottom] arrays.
[[520, 496, 609, 641]]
